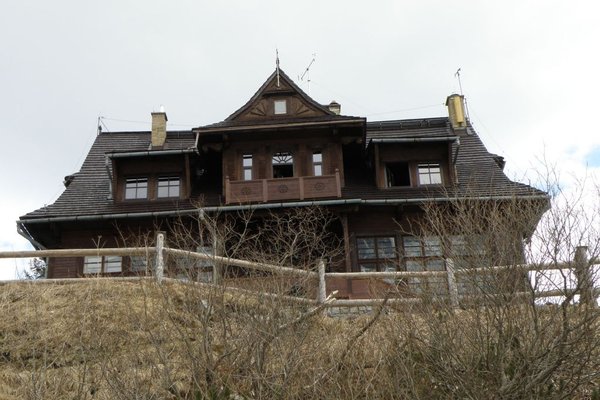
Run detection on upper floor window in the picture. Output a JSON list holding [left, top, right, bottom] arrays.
[[157, 176, 180, 198], [274, 99, 287, 115], [125, 177, 148, 200], [356, 236, 398, 272], [312, 152, 323, 176], [272, 152, 294, 178], [385, 162, 410, 187], [243, 154, 253, 180], [417, 163, 442, 185]]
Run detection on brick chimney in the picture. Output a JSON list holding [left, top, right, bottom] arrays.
[[446, 94, 467, 131], [151, 107, 168, 148], [328, 100, 341, 115]]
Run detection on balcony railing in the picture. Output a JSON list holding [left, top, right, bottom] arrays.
[[225, 170, 342, 204]]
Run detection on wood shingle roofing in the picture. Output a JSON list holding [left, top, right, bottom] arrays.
[[20, 131, 198, 220], [19, 117, 546, 224]]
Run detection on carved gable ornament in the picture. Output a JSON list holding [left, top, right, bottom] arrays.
[[226, 69, 333, 123]]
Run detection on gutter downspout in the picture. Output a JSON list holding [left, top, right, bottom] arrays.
[[105, 155, 113, 200]]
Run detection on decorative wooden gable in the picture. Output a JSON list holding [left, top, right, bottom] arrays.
[[225, 69, 334, 123]]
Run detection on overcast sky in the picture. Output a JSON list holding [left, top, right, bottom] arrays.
[[1, 1, 599, 279]]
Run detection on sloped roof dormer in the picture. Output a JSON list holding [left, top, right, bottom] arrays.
[[224, 68, 335, 123]]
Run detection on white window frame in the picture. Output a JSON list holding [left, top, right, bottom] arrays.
[[417, 163, 442, 185], [312, 151, 323, 176], [274, 99, 287, 115], [242, 154, 253, 180]]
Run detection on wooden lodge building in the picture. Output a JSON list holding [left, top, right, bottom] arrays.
[[18, 69, 548, 298]]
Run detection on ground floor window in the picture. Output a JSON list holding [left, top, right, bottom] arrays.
[[402, 235, 446, 294], [356, 236, 398, 272], [83, 255, 122, 274], [129, 256, 149, 272]]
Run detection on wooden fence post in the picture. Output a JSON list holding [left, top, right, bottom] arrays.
[[446, 258, 460, 309], [574, 246, 595, 307], [155, 232, 165, 283], [317, 259, 326, 304]]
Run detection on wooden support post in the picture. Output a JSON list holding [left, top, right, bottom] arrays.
[[574, 246, 595, 307], [262, 179, 268, 202], [299, 176, 305, 200], [317, 259, 327, 304], [224, 176, 230, 204], [335, 169, 342, 197], [446, 258, 460, 309], [155, 232, 165, 283]]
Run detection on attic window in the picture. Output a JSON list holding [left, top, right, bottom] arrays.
[[274, 99, 287, 115]]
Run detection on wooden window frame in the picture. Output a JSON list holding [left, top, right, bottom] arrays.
[[242, 154, 253, 181], [124, 177, 148, 200], [83, 255, 122, 274], [157, 176, 181, 199], [356, 235, 399, 272]]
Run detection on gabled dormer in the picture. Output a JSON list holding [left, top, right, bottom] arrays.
[[366, 118, 459, 190], [195, 68, 365, 205], [223, 68, 337, 123], [108, 111, 198, 204]]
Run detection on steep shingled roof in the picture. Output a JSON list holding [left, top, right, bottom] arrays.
[[19, 118, 546, 224], [20, 131, 198, 220], [342, 117, 547, 201]]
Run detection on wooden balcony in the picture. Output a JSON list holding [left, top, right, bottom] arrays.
[[225, 170, 342, 204]]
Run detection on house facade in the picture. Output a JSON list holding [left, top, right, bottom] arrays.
[[18, 69, 548, 298]]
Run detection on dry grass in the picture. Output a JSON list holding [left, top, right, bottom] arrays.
[[0, 279, 598, 399]]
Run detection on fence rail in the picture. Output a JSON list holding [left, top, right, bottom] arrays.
[[1, 238, 597, 310]]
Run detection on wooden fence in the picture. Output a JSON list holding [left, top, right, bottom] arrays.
[[1, 234, 598, 309]]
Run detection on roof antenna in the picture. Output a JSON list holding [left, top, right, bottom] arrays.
[[454, 67, 471, 122], [299, 53, 316, 93], [276, 49, 281, 87], [97, 116, 102, 135], [97, 116, 109, 135], [455, 67, 464, 95]]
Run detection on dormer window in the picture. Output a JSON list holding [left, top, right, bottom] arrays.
[[417, 163, 442, 185], [385, 162, 411, 187], [125, 177, 148, 200], [274, 99, 287, 115], [157, 176, 180, 198]]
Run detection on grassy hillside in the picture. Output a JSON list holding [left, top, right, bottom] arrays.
[[0, 279, 598, 399]]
